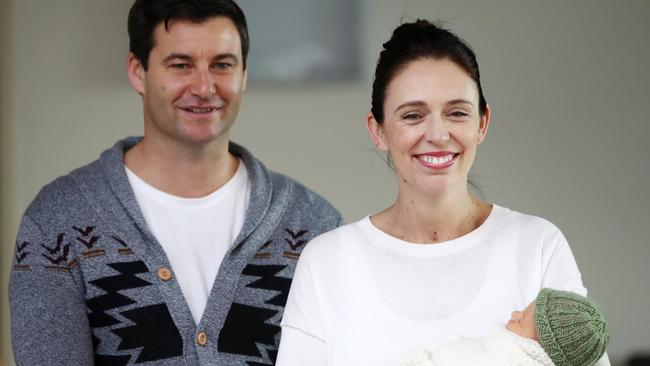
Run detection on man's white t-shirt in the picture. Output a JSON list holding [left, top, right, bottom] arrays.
[[126, 161, 250, 324]]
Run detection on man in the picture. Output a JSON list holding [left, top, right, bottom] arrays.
[[9, 0, 341, 364]]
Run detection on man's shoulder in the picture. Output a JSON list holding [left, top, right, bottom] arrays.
[[265, 171, 342, 244], [232, 142, 342, 226], [24, 141, 121, 220], [269, 170, 336, 210], [28, 161, 96, 209]]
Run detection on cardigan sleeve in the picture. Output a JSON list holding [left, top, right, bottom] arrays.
[[9, 215, 94, 365]]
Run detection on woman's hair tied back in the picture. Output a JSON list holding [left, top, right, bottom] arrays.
[[371, 19, 487, 123]]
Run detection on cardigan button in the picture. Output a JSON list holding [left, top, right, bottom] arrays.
[[197, 331, 208, 346], [158, 267, 172, 281]]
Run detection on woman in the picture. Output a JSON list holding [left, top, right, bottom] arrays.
[[276, 20, 609, 365]]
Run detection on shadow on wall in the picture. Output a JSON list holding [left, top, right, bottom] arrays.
[[625, 354, 650, 366]]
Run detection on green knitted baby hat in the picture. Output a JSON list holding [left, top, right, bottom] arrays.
[[534, 288, 609, 366]]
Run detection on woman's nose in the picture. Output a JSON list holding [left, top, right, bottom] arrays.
[[424, 117, 450, 144]]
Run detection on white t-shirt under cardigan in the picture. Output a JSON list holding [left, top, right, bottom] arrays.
[[126, 161, 250, 324], [277, 205, 606, 366]]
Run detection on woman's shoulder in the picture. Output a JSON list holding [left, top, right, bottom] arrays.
[[494, 205, 563, 235], [485, 205, 570, 250]]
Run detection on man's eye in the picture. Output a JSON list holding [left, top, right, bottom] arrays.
[[214, 63, 233, 70], [171, 63, 190, 70]]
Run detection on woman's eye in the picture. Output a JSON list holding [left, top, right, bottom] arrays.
[[449, 110, 469, 117], [403, 113, 423, 121]]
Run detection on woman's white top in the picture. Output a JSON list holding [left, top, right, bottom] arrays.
[[276, 205, 592, 366]]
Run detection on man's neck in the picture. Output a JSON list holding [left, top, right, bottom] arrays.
[[124, 135, 239, 198]]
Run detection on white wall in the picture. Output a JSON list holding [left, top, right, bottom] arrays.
[[2, 1, 649, 365], [1, 0, 10, 364]]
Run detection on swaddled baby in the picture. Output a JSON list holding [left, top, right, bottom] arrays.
[[402, 288, 608, 366]]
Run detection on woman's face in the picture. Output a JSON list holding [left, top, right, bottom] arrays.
[[367, 57, 490, 195]]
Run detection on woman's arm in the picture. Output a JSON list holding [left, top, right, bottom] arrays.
[[541, 228, 611, 366]]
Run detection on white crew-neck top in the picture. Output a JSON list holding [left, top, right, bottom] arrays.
[[126, 161, 250, 324], [278, 205, 588, 366]]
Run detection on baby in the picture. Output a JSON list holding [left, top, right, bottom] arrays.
[[401, 288, 609, 366]]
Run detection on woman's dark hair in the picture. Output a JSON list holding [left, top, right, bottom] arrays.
[[128, 0, 249, 70], [371, 19, 487, 123]]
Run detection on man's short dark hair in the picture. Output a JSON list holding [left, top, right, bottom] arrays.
[[128, 0, 249, 70]]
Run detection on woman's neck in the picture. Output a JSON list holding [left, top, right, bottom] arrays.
[[371, 185, 491, 244]]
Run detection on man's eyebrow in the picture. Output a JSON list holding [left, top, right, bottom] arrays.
[[394, 100, 427, 113], [213, 53, 239, 65], [162, 53, 192, 63], [161, 53, 240, 65]]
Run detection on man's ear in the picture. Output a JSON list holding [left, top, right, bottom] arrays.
[[366, 112, 389, 151], [477, 104, 491, 145], [127, 53, 146, 96]]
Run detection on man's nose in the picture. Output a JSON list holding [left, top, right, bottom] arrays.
[[190, 70, 216, 98]]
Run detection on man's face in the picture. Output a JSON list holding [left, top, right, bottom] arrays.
[[128, 17, 247, 147]]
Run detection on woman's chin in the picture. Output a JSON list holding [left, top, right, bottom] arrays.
[[411, 175, 463, 196]]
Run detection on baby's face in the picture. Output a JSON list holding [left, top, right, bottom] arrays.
[[506, 301, 539, 340]]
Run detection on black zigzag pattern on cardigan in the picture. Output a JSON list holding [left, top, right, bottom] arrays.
[[218, 264, 291, 361], [246, 349, 278, 366], [87, 261, 183, 363], [94, 334, 131, 366], [111, 304, 183, 363], [218, 303, 279, 357], [87, 261, 152, 327], [244, 265, 292, 306]]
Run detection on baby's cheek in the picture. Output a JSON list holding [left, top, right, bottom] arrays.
[[531, 325, 540, 341]]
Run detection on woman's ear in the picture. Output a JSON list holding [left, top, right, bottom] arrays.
[[367, 112, 389, 151], [127, 53, 146, 96], [477, 104, 491, 144]]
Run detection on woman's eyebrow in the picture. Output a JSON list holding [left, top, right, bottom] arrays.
[[447, 98, 474, 106], [394, 100, 427, 113]]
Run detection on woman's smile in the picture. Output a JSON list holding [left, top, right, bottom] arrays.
[[415, 151, 459, 170]]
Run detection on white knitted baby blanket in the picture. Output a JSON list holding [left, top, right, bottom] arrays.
[[401, 329, 555, 366]]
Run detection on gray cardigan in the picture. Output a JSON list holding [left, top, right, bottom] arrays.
[[9, 137, 342, 365]]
